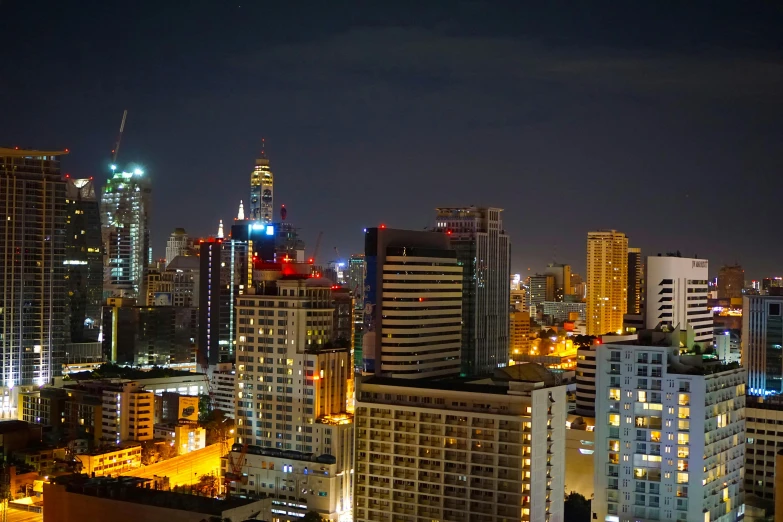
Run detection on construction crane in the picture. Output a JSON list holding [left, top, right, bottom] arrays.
[[309, 231, 323, 264], [111, 110, 128, 164]]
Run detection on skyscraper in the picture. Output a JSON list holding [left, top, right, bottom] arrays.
[[0, 147, 68, 396], [363, 227, 463, 379], [65, 177, 103, 342], [645, 254, 713, 345], [248, 146, 273, 223], [528, 273, 555, 308], [586, 230, 628, 336], [100, 166, 151, 301], [627, 247, 644, 315], [434, 207, 510, 376], [544, 262, 572, 301], [742, 295, 783, 395], [718, 264, 744, 300], [198, 238, 249, 366]]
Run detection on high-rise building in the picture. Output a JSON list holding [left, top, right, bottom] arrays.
[[645, 254, 713, 345], [544, 263, 571, 301], [165, 228, 194, 263], [248, 146, 274, 223], [528, 274, 555, 308], [100, 166, 151, 300], [593, 338, 746, 522], [761, 277, 783, 296], [230, 276, 353, 519], [743, 295, 783, 396], [145, 255, 199, 307], [586, 230, 628, 336], [198, 238, 249, 366], [571, 273, 586, 301], [627, 247, 644, 315], [0, 148, 68, 399], [718, 264, 744, 300], [363, 227, 463, 379], [65, 178, 103, 342], [347, 254, 367, 367], [434, 207, 510, 376], [354, 366, 567, 522], [509, 310, 531, 362]]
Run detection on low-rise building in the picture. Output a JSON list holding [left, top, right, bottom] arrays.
[[153, 422, 206, 455], [208, 362, 235, 418], [44, 475, 270, 522], [76, 444, 143, 477]]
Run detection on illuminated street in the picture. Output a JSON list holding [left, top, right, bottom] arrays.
[[121, 442, 226, 487]]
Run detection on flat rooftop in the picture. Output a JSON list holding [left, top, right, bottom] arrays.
[[52, 475, 263, 515]]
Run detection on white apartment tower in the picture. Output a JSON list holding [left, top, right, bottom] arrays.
[[231, 277, 353, 520], [434, 207, 511, 376], [586, 230, 628, 336], [363, 228, 463, 379], [593, 339, 746, 522], [645, 255, 713, 345], [354, 366, 566, 522]]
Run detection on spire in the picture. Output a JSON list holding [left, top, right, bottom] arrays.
[[237, 200, 245, 221], [260, 137, 266, 159], [217, 219, 224, 239]]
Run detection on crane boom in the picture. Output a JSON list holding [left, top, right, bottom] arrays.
[[310, 231, 323, 264], [111, 110, 128, 163]]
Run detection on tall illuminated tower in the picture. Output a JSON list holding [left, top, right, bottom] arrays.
[[0, 147, 68, 396], [100, 166, 151, 301], [248, 141, 273, 223], [586, 229, 628, 336]]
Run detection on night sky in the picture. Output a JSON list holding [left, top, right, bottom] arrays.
[[2, 1, 782, 278]]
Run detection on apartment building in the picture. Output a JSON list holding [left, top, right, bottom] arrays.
[[354, 366, 566, 522], [593, 338, 746, 522]]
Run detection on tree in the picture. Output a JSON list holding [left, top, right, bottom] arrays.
[[564, 491, 591, 522], [302, 512, 323, 522], [195, 474, 220, 497]]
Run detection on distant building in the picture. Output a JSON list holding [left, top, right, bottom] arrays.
[[743, 295, 783, 396], [207, 363, 235, 418], [100, 166, 151, 300], [528, 273, 555, 308], [540, 301, 586, 324], [165, 228, 195, 264], [627, 247, 644, 315], [509, 310, 531, 362], [586, 230, 628, 336], [544, 263, 572, 301], [69, 446, 143, 477], [718, 264, 744, 300], [510, 288, 526, 312], [434, 207, 510, 376], [65, 178, 103, 342], [145, 254, 199, 307], [363, 227, 463, 378], [248, 146, 274, 223], [355, 366, 566, 522], [762, 277, 783, 296]]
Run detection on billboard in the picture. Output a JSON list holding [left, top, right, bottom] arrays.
[[153, 292, 172, 306], [178, 396, 199, 421]]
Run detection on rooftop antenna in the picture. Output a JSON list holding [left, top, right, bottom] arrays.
[[111, 110, 128, 164], [261, 137, 266, 158]]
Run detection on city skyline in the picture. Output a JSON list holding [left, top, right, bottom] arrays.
[[2, 2, 781, 279]]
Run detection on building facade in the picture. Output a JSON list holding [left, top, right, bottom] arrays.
[[165, 228, 193, 264], [586, 230, 628, 336], [645, 255, 713, 345], [65, 178, 103, 342], [434, 207, 510, 377], [718, 264, 744, 300], [100, 167, 151, 300], [354, 371, 566, 522], [528, 274, 555, 309], [593, 341, 745, 522], [363, 227, 463, 379], [510, 310, 531, 363], [743, 295, 783, 396], [0, 148, 69, 401], [249, 149, 274, 223], [544, 263, 571, 301], [627, 247, 644, 316]]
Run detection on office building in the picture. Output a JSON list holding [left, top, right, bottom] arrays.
[[718, 264, 745, 300], [347, 254, 367, 368], [540, 301, 586, 325], [627, 247, 644, 315], [511, 288, 526, 313], [528, 274, 555, 308], [743, 295, 783, 396], [544, 263, 571, 301], [0, 147, 68, 401], [509, 310, 531, 362], [354, 366, 567, 522], [645, 254, 713, 345], [102, 302, 198, 366], [363, 227, 463, 378], [586, 230, 628, 336], [231, 276, 353, 520], [65, 177, 103, 342], [144, 254, 199, 307], [434, 207, 510, 376], [248, 146, 274, 223], [164, 227, 194, 263], [593, 338, 745, 522], [199, 238, 249, 365], [762, 277, 783, 296], [208, 362, 235, 418], [744, 396, 783, 504], [100, 166, 151, 300]]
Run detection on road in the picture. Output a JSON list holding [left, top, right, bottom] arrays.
[[121, 441, 228, 487], [2, 508, 42, 522]]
